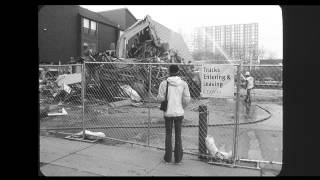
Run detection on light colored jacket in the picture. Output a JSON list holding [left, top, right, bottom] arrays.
[[241, 74, 254, 90], [157, 76, 191, 117], [246, 76, 254, 89]]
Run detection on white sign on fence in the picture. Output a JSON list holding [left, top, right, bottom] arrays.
[[200, 64, 235, 98]]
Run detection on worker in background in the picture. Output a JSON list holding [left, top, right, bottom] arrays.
[[81, 43, 91, 62], [157, 65, 191, 164], [241, 71, 254, 103], [81, 43, 97, 82], [165, 50, 171, 62], [109, 42, 116, 57]]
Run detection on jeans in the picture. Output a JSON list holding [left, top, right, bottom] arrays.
[[245, 88, 252, 103], [164, 116, 183, 163]]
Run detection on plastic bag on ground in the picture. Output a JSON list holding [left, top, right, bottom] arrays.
[[73, 130, 106, 140], [205, 135, 218, 155], [205, 135, 232, 160]]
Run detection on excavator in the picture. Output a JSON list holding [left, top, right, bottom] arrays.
[[115, 15, 200, 98]]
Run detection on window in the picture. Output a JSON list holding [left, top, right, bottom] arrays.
[[83, 18, 89, 34], [90, 22, 96, 36], [83, 18, 89, 28], [91, 21, 96, 30], [82, 18, 97, 36], [90, 21, 97, 36]]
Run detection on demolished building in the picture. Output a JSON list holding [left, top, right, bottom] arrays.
[[116, 15, 193, 63]]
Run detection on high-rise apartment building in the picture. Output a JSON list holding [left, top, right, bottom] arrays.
[[192, 23, 258, 63]]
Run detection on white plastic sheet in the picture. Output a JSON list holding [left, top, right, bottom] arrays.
[[56, 73, 81, 86], [74, 130, 106, 140], [205, 135, 232, 160], [63, 84, 72, 94], [120, 85, 141, 102]]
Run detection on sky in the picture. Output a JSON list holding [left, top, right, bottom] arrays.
[[81, 5, 283, 59]]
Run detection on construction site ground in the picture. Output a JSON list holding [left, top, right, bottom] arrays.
[[40, 88, 282, 176]]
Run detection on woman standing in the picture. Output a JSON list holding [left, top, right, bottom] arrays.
[[157, 65, 191, 164]]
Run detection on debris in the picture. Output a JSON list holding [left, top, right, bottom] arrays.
[[47, 108, 68, 116], [131, 102, 143, 107], [205, 135, 218, 154], [56, 73, 81, 86], [205, 135, 232, 160], [120, 84, 141, 102], [132, 82, 147, 98], [117, 15, 192, 63], [73, 130, 106, 140], [109, 99, 132, 108], [63, 84, 72, 94]]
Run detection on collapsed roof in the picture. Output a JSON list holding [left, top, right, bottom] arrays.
[[116, 15, 193, 63]]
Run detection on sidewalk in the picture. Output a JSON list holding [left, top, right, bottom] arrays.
[[39, 135, 261, 176]]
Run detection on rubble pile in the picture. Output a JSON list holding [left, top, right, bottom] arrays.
[[81, 15, 200, 99], [39, 68, 82, 104], [83, 54, 200, 100]]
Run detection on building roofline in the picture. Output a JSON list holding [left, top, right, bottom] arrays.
[[78, 6, 119, 28], [124, 8, 137, 21], [97, 7, 126, 12], [98, 7, 137, 22]]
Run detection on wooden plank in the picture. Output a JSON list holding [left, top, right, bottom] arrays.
[[108, 99, 132, 108]]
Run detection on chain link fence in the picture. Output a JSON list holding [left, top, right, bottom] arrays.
[[39, 62, 282, 170], [39, 64, 84, 133], [236, 64, 283, 173]]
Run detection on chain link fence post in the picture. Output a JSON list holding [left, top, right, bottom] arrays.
[[233, 64, 241, 166], [81, 62, 86, 139], [199, 105, 208, 161], [58, 60, 61, 76], [147, 64, 152, 147]]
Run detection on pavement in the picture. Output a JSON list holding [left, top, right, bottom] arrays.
[[39, 135, 262, 176]]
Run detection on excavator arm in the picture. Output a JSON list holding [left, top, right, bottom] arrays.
[[116, 16, 155, 58], [116, 15, 193, 63]]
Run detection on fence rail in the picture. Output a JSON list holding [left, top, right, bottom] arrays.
[[39, 62, 282, 169]]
